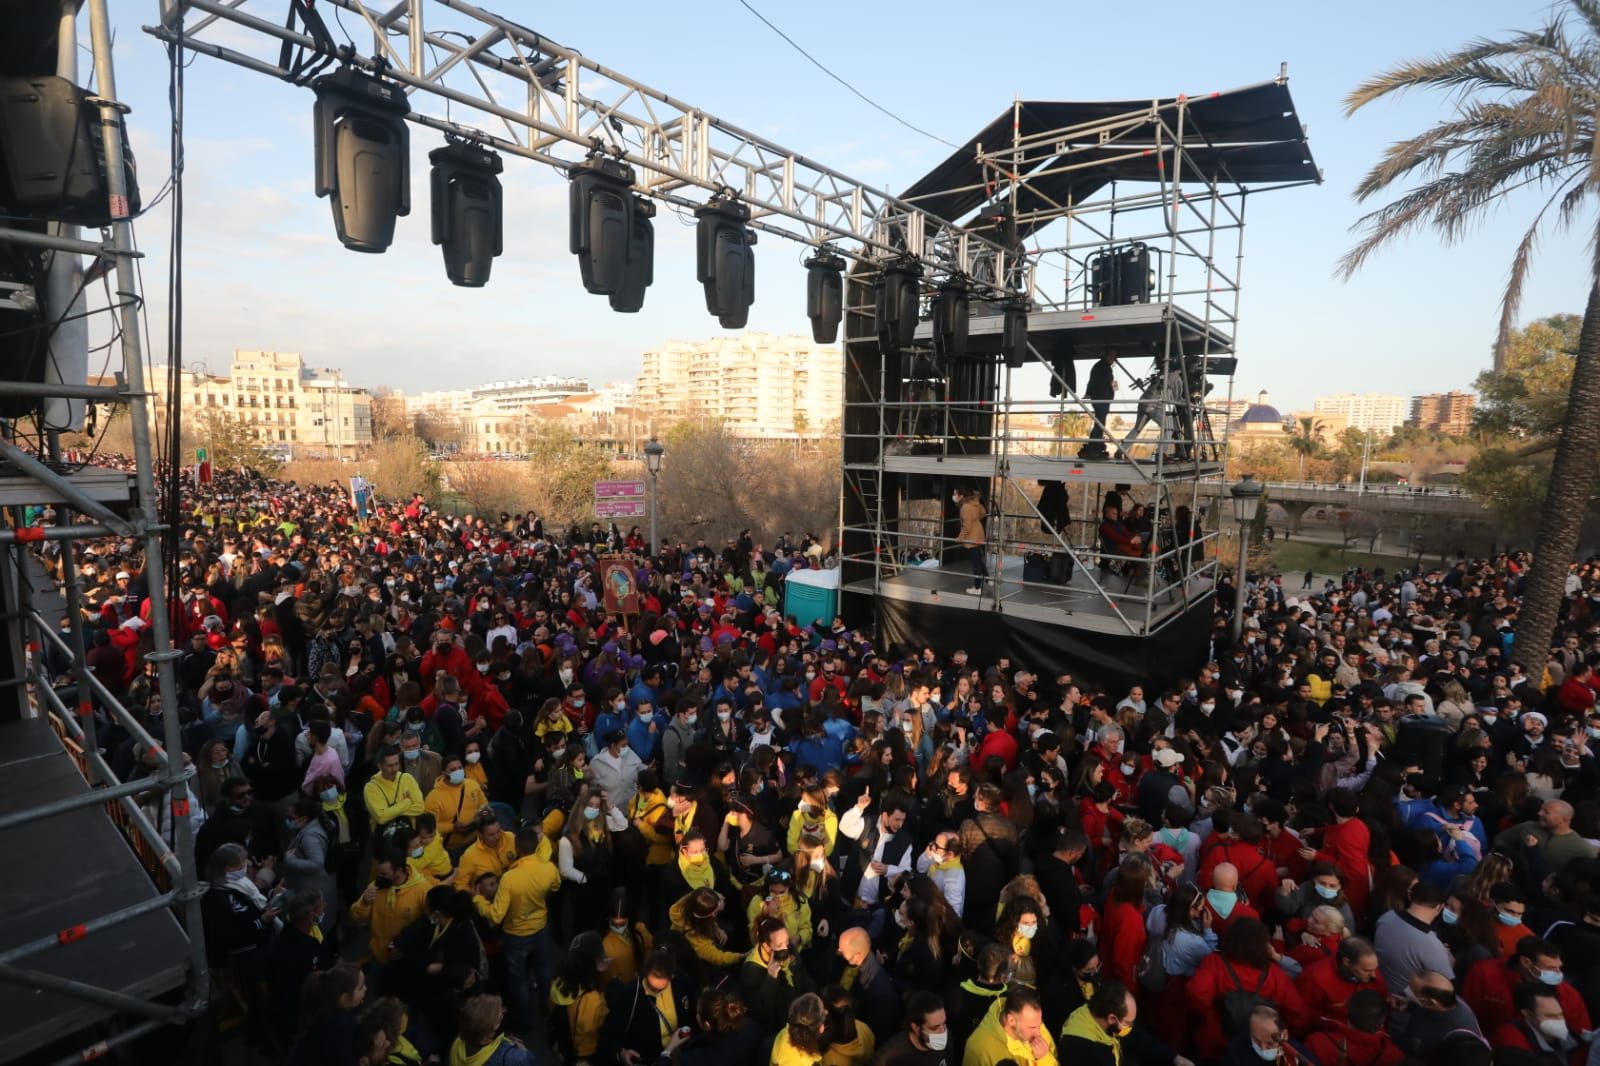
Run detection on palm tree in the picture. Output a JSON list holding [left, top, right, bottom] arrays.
[[1338, 1, 1600, 672], [1289, 416, 1324, 482]]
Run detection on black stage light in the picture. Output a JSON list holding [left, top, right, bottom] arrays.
[[608, 194, 655, 313], [804, 251, 845, 343], [429, 140, 503, 288], [0, 249, 47, 419], [0, 75, 140, 225], [874, 258, 921, 355], [932, 279, 970, 362], [312, 67, 411, 253], [568, 155, 636, 296], [1002, 303, 1029, 368], [695, 198, 756, 328]]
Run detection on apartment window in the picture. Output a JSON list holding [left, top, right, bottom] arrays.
[[278, 430, 287, 441]]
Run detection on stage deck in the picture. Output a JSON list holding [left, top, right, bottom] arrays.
[[843, 552, 1215, 637], [0, 717, 189, 1063], [912, 301, 1234, 356]]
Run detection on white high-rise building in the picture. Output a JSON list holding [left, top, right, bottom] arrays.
[[1312, 392, 1409, 435], [636, 332, 841, 439]]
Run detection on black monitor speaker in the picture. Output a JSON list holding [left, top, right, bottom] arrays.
[[429, 141, 503, 288], [0, 75, 140, 225], [312, 68, 412, 253]]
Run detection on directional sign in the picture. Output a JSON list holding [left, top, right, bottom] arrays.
[[595, 479, 647, 499], [596, 498, 647, 518]]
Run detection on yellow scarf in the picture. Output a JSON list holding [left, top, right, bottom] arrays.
[[1011, 933, 1033, 958], [307, 924, 324, 944], [430, 917, 452, 949], [674, 802, 698, 843], [449, 1034, 507, 1066], [678, 854, 715, 890], [653, 985, 677, 1043], [931, 857, 962, 873], [391, 1034, 423, 1065]]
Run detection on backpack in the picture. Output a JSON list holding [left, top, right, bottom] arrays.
[[1137, 933, 1169, 991], [1219, 957, 1271, 1037], [316, 810, 363, 873]]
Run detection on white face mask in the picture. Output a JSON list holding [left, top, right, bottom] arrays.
[[1538, 1019, 1569, 1044], [465, 752, 481, 764], [1016, 923, 1038, 940], [925, 1031, 949, 1052]]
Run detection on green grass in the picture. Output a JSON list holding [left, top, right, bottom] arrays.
[[1269, 538, 1416, 578]]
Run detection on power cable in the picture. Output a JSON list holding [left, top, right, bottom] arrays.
[[731, 0, 959, 150]]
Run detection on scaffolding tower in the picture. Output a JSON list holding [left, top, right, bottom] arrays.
[[0, 2, 209, 1062], [839, 81, 1319, 652]]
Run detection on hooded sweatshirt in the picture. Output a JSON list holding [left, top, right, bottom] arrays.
[[963, 997, 1059, 1066]]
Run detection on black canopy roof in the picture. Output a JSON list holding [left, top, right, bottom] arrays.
[[902, 80, 1318, 239]]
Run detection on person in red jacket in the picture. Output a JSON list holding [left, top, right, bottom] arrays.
[[419, 630, 474, 696], [1186, 918, 1308, 1060], [1462, 936, 1590, 1037], [1099, 856, 1150, 991], [972, 723, 1018, 771], [1203, 863, 1262, 937], [1079, 783, 1125, 876], [1556, 663, 1598, 716], [1197, 814, 1277, 911], [1296, 937, 1384, 1026], [1304, 990, 1405, 1066], [1303, 789, 1372, 918], [1490, 982, 1583, 1066]]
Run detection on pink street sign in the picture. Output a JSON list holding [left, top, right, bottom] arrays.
[[595, 479, 647, 499], [596, 498, 648, 518]]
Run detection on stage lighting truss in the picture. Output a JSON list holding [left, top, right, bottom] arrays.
[[429, 138, 503, 287], [149, 1, 1026, 297], [695, 195, 756, 328], [805, 250, 845, 344], [873, 257, 922, 357], [312, 66, 411, 253]]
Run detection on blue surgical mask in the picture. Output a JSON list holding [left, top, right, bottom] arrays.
[[1207, 889, 1238, 919], [447, 769, 465, 785], [584, 807, 601, 821], [1539, 969, 1563, 987], [319, 787, 339, 803], [403, 748, 421, 761], [1314, 883, 1339, 900], [1440, 908, 1460, 925], [1253, 1044, 1280, 1061], [1497, 910, 1522, 927]]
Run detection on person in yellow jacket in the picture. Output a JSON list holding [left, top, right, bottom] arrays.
[[1058, 985, 1141, 1066], [963, 987, 1058, 1066], [453, 812, 520, 890], [365, 747, 425, 829], [408, 813, 454, 882], [426, 754, 487, 851], [786, 789, 838, 856], [629, 778, 675, 866], [348, 853, 430, 964], [472, 826, 561, 1033], [747, 873, 814, 949], [601, 891, 654, 985], [817, 985, 875, 1066], [548, 931, 609, 1060], [669, 888, 745, 970], [463, 741, 489, 791], [771, 993, 828, 1066]]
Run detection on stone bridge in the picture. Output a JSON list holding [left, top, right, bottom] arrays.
[[1196, 481, 1492, 546]]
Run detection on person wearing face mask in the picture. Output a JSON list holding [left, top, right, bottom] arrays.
[[194, 777, 279, 869], [874, 991, 950, 1066], [472, 826, 563, 1033], [425, 753, 487, 852], [390, 885, 488, 1032], [280, 796, 339, 926], [418, 630, 473, 697], [1489, 984, 1577, 1066], [1462, 935, 1591, 1036], [1221, 1004, 1310, 1066], [661, 699, 704, 788], [1060, 981, 1187, 1066], [833, 926, 899, 1045], [348, 850, 429, 965], [601, 889, 654, 986], [201, 842, 281, 980]]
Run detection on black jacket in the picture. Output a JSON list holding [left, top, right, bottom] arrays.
[[740, 955, 817, 1031], [1059, 1024, 1177, 1066], [600, 975, 696, 1063], [1034, 854, 1083, 936]]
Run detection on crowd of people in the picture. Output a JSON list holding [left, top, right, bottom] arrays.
[[38, 466, 1600, 1066]]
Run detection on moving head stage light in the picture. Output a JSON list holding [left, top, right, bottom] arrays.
[[805, 251, 845, 344], [931, 279, 970, 364], [568, 155, 655, 311], [695, 197, 756, 328], [312, 68, 411, 253], [874, 258, 922, 356], [0, 75, 140, 226], [429, 140, 503, 288]]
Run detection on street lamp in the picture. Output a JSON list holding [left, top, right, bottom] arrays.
[[644, 438, 665, 555], [1229, 475, 1264, 644]]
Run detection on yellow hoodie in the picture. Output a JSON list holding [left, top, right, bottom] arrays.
[[963, 997, 1058, 1066], [1060, 1005, 1122, 1066], [630, 789, 675, 865], [549, 983, 607, 1056], [746, 893, 815, 949], [348, 867, 430, 963], [453, 832, 520, 890], [668, 894, 745, 968], [364, 771, 425, 827], [820, 1020, 875, 1066], [474, 852, 560, 936], [771, 1027, 822, 1066], [786, 805, 838, 855], [425, 777, 487, 846]]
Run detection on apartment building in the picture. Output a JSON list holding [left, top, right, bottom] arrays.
[[1311, 392, 1409, 436], [1409, 390, 1476, 436], [635, 332, 842, 439]]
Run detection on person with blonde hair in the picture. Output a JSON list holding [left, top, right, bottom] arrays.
[[558, 787, 628, 933], [448, 994, 535, 1066]]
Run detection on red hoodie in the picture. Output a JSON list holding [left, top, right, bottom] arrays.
[[1305, 1022, 1403, 1066], [1295, 955, 1386, 1025], [1312, 817, 1372, 916]]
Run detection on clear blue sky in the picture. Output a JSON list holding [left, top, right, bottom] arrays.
[[91, 0, 1588, 410]]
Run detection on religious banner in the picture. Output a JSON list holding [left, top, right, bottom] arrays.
[[599, 555, 639, 616]]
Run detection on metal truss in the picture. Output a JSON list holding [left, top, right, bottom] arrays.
[[147, 0, 1023, 291], [0, 1, 209, 1060]]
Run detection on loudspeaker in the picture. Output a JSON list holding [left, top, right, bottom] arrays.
[[805, 251, 845, 343], [0, 249, 47, 418], [1118, 243, 1153, 304], [695, 200, 755, 327], [312, 68, 412, 253], [429, 141, 503, 287], [0, 76, 140, 225], [568, 155, 635, 296]]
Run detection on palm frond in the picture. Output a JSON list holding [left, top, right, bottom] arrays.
[[1495, 178, 1583, 364], [1343, 26, 1566, 116]]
